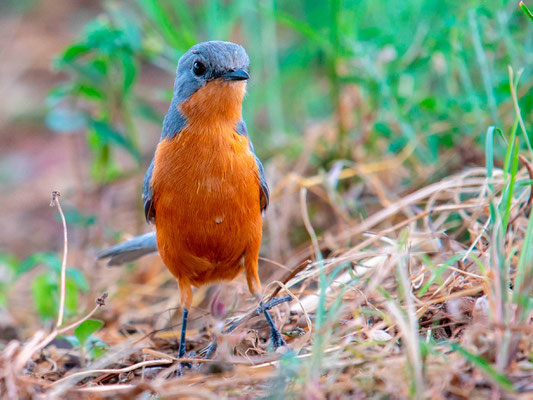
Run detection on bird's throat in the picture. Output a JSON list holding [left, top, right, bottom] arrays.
[[179, 80, 246, 127]]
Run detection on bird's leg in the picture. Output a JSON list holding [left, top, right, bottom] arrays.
[[176, 308, 192, 374], [243, 247, 291, 349], [262, 306, 286, 349], [178, 307, 188, 359], [176, 279, 193, 374]]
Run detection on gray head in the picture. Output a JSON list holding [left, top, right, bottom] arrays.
[[173, 41, 250, 103]]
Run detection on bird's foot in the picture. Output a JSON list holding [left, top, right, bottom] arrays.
[[262, 306, 287, 349], [175, 350, 195, 376], [258, 296, 292, 350]]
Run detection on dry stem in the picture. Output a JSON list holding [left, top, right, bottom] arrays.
[[50, 191, 68, 329]]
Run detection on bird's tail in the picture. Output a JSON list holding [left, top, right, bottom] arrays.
[[97, 232, 158, 266]]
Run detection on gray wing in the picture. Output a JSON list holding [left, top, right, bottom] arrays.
[[97, 232, 157, 266], [143, 158, 155, 223], [236, 120, 269, 212]]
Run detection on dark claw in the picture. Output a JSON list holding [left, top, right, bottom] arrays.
[[176, 352, 194, 375], [176, 363, 185, 376], [260, 296, 292, 349], [263, 307, 287, 349]]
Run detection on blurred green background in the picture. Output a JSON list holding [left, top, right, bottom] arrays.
[[37, 0, 533, 180]]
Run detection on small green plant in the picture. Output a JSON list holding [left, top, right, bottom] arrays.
[[47, 15, 147, 181], [0, 251, 88, 321], [28, 252, 89, 321], [63, 319, 108, 362]]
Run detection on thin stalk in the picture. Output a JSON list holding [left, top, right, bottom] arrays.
[[50, 191, 68, 329]]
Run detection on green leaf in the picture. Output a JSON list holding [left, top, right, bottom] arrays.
[[419, 97, 437, 110], [90, 120, 140, 162], [31, 273, 58, 320], [61, 334, 80, 348], [450, 343, 514, 391], [65, 278, 80, 315], [107, 6, 142, 51], [59, 43, 91, 63], [91, 345, 108, 359], [85, 336, 109, 360], [74, 319, 104, 347], [19, 252, 61, 277], [76, 84, 104, 100], [66, 269, 89, 292], [118, 52, 137, 93], [84, 19, 131, 54]]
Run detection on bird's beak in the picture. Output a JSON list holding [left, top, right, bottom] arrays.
[[221, 69, 250, 81]]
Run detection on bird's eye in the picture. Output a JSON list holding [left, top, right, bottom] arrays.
[[193, 61, 206, 76]]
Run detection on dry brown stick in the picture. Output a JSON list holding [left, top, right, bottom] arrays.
[[48, 358, 173, 387], [420, 286, 484, 306], [267, 259, 311, 301], [142, 347, 282, 365]]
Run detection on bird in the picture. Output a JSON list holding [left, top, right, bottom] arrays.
[[98, 41, 290, 363]]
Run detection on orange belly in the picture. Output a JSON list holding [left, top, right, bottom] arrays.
[[151, 123, 262, 288]]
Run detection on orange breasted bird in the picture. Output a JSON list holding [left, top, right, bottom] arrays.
[[98, 41, 289, 359]]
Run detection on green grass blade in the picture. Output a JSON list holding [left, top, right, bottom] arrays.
[[508, 66, 532, 159], [450, 343, 514, 392], [418, 254, 462, 297], [485, 126, 495, 192], [502, 138, 520, 230], [502, 120, 518, 181], [520, 1, 533, 22]]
